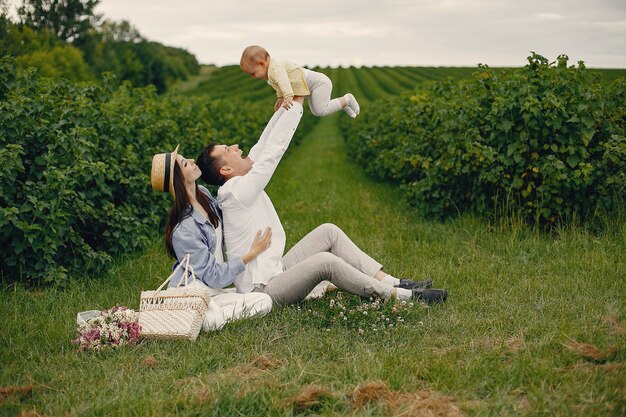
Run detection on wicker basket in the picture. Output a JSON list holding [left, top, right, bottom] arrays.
[[139, 254, 211, 341]]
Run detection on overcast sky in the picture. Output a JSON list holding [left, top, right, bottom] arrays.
[[8, 0, 626, 68]]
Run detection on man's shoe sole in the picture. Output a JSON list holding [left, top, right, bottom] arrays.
[[412, 288, 448, 304]]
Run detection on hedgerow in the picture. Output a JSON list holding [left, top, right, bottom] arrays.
[[343, 53, 625, 226], [0, 57, 315, 285]]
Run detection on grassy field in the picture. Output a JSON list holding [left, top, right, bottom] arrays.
[[1, 114, 624, 416]]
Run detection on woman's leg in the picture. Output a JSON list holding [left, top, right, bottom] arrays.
[[202, 292, 273, 331], [262, 252, 394, 306]]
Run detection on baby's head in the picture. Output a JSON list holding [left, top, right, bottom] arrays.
[[240, 45, 270, 80]]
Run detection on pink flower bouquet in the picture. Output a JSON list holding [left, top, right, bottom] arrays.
[[72, 305, 141, 352]]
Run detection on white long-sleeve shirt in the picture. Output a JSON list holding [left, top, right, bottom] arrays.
[[217, 103, 304, 293]]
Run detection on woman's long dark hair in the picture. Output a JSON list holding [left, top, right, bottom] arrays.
[[165, 162, 221, 259]]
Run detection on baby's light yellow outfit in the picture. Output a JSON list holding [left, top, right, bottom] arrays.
[[267, 59, 310, 98], [265, 58, 358, 118]]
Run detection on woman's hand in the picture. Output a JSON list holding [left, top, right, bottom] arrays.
[[242, 227, 272, 264]]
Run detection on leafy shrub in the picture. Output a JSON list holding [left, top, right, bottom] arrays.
[[343, 53, 626, 226], [17, 43, 92, 81], [0, 57, 315, 285], [1, 24, 93, 82]]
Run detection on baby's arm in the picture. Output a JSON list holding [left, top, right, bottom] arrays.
[[269, 63, 295, 100]]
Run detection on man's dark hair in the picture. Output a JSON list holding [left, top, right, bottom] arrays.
[[197, 143, 227, 185]]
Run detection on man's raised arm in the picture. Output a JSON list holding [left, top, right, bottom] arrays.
[[230, 102, 303, 207]]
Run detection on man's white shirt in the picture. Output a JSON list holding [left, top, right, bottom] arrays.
[[217, 103, 303, 293]]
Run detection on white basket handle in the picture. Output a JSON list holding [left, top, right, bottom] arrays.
[[154, 254, 196, 292]]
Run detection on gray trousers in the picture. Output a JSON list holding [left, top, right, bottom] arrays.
[[260, 223, 393, 306]]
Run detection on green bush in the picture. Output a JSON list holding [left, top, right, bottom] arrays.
[[1, 24, 93, 82], [0, 57, 314, 286], [17, 43, 92, 81], [343, 53, 626, 225]]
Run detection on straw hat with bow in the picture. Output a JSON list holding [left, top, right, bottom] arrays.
[[151, 144, 179, 198]]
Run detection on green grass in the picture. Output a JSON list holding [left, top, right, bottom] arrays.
[[1, 116, 624, 416]]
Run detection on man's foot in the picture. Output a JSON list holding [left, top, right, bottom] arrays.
[[395, 278, 433, 290], [344, 93, 360, 118], [412, 288, 448, 304], [304, 280, 332, 301]]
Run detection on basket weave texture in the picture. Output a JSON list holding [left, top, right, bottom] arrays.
[[138, 254, 210, 341]]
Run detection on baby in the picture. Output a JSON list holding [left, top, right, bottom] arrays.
[[240, 45, 360, 118]]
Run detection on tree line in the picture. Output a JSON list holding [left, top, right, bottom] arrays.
[[0, 0, 200, 93]]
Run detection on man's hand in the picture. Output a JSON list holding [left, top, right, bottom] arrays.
[[281, 96, 293, 109], [274, 98, 284, 112]]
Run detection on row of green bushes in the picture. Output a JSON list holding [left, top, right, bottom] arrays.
[[0, 58, 316, 286], [342, 54, 625, 226]]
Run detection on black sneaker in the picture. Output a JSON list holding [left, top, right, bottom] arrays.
[[412, 288, 448, 304], [395, 278, 433, 290]]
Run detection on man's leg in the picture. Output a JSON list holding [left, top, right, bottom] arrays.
[[262, 252, 394, 306], [282, 223, 383, 277]]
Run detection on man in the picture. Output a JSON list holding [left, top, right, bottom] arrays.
[[197, 100, 447, 306]]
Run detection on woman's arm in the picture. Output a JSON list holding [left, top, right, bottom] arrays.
[[171, 221, 272, 288], [172, 225, 244, 288]]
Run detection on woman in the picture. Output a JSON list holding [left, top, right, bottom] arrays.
[[151, 145, 273, 331]]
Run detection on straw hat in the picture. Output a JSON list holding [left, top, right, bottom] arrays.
[[151, 144, 179, 197]]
